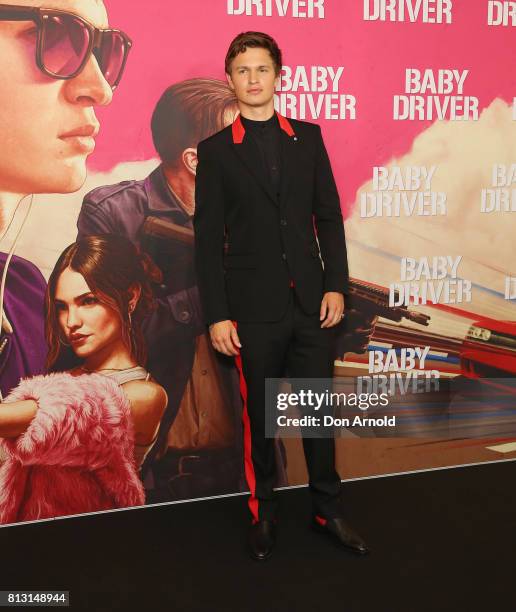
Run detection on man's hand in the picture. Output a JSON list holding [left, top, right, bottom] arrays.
[[209, 320, 242, 356], [320, 292, 345, 328]]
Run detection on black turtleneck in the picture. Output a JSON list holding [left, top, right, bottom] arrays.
[[240, 113, 281, 197]]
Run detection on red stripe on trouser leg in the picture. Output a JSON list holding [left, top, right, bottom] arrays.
[[233, 323, 259, 523], [315, 515, 327, 526]]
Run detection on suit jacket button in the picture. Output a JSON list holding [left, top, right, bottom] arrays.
[[280, 219, 287, 226], [282, 253, 287, 261]]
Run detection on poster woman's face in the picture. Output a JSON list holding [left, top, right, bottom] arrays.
[[55, 266, 123, 361], [0, 0, 113, 196]]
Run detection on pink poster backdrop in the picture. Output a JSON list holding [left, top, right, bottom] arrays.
[[94, 0, 515, 212], [1, 0, 515, 528]]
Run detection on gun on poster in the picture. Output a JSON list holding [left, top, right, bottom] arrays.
[[346, 278, 430, 327]]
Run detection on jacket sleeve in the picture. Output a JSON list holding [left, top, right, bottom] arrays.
[[312, 125, 350, 295], [0, 372, 145, 521], [193, 140, 231, 326], [0, 373, 134, 466]]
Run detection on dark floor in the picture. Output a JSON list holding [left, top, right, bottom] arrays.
[[1, 461, 515, 612]]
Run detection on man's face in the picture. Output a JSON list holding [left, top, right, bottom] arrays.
[[0, 0, 113, 196], [226, 46, 279, 111]]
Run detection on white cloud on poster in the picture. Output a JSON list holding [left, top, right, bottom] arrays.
[[345, 98, 516, 321]]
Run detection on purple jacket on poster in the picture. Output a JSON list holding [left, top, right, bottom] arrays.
[[0, 253, 47, 397]]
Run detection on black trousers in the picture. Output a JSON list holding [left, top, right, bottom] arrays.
[[234, 288, 342, 521]]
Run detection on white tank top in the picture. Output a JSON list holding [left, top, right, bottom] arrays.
[[102, 366, 158, 468]]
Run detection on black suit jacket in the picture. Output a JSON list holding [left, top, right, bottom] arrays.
[[194, 112, 349, 325]]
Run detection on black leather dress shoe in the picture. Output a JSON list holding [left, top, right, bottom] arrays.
[[312, 517, 370, 555], [248, 520, 276, 561]]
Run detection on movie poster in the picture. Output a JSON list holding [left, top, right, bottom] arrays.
[[0, 0, 514, 527]]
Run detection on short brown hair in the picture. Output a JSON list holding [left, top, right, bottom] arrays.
[[151, 78, 238, 165], [225, 31, 282, 75], [45, 235, 161, 369]]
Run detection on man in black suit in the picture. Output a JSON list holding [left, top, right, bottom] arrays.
[[194, 32, 369, 560]]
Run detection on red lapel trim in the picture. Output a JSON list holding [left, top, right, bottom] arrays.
[[231, 111, 295, 144], [232, 114, 246, 144], [276, 112, 295, 137]]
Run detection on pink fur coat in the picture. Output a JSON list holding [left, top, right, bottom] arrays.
[[0, 371, 145, 525]]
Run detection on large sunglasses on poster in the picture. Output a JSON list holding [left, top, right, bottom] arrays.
[[0, 4, 132, 89]]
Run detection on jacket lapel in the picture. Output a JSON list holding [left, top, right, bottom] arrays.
[[231, 112, 296, 207]]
